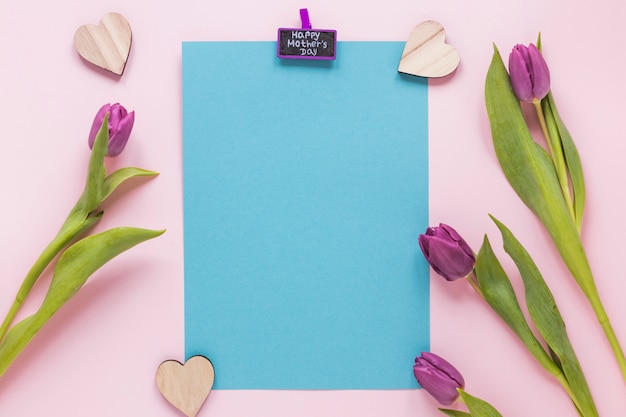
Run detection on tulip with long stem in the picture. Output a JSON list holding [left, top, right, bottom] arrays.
[[0, 104, 162, 376], [0, 104, 140, 343], [488, 41, 626, 382]]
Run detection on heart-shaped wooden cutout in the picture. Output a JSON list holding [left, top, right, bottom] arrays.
[[398, 20, 460, 78], [74, 12, 132, 76], [156, 356, 215, 417]]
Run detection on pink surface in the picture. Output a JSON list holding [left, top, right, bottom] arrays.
[[0, 1, 624, 416]]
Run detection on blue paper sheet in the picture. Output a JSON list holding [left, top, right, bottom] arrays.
[[182, 41, 429, 389]]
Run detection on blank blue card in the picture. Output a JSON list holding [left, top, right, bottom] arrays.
[[182, 41, 429, 389]]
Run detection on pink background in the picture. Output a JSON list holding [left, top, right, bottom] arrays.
[[0, 1, 624, 416]]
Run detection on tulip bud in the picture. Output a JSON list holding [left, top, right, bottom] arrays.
[[413, 352, 465, 406], [88, 103, 135, 157], [508, 43, 550, 103], [418, 223, 475, 281]]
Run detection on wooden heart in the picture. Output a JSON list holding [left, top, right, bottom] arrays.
[[74, 12, 132, 75], [156, 356, 215, 417], [398, 20, 460, 78]]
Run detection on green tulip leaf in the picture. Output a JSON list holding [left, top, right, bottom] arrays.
[[438, 409, 472, 417], [536, 35, 585, 231], [0, 210, 106, 345], [0, 316, 38, 376], [0, 226, 164, 377], [542, 92, 585, 231], [475, 235, 558, 375], [77, 114, 109, 216], [459, 390, 503, 417], [485, 46, 597, 303], [102, 167, 159, 202], [492, 216, 597, 417], [46, 227, 165, 305], [57, 115, 109, 237]]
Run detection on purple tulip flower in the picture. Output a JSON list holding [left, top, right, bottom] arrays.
[[414, 352, 465, 405], [418, 223, 475, 281], [88, 103, 135, 157], [508, 43, 550, 103]]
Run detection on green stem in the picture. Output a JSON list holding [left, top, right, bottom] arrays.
[[587, 286, 626, 382], [556, 374, 585, 417], [569, 247, 626, 382], [533, 99, 575, 223], [466, 271, 484, 298]]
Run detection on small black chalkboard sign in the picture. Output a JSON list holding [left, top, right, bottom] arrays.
[[277, 29, 337, 60]]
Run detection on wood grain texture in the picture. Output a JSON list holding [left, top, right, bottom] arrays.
[[156, 356, 215, 417], [398, 20, 460, 78], [74, 12, 132, 75]]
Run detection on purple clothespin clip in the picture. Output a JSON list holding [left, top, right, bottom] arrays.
[[277, 8, 337, 60]]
